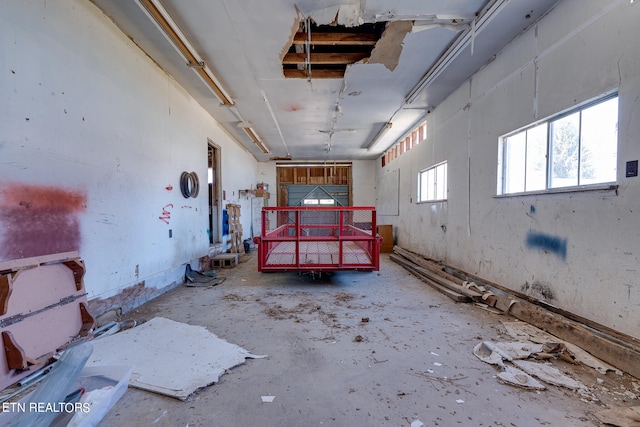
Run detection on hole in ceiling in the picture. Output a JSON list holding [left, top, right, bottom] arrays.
[[282, 21, 386, 79]]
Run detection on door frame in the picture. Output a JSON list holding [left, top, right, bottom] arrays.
[[208, 141, 222, 244]]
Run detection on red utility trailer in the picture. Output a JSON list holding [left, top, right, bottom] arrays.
[[254, 206, 382, 272]]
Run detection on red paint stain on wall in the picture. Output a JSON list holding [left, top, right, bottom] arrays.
[[284, 104, 304, 112], [0, 183, 86, 260]]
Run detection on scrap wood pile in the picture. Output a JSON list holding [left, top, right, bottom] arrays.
[[391, 246, 640, 425], [390, 245, 640, 381], [390, 246, 504, 307]]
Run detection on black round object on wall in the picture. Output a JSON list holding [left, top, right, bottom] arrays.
[[180, 171, 200, 198]]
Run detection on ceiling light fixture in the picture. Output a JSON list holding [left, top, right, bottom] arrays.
[[366, 122, 393, 151], [137, 0, 234, 106], [405, 0, 508, 104], [238, 123, 269, 154]]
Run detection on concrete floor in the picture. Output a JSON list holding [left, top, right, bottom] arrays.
[[99, 253, 638, 426]]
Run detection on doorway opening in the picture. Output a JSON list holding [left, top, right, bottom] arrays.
[[208, 142, 222, 245]]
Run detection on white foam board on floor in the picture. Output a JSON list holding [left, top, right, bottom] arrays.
[[87, 317, 263, 400]]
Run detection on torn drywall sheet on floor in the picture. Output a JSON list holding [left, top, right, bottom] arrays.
[[86, 317, 265, 400], [512, 360, 585, 390], [473, 340, 545, 389], [498, 365, 546, 390], [501, 321, 619, 374], [473, 340, 586, 391]]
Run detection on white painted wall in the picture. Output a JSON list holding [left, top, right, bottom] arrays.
[[0, 1, 257, 306], [352, 160, 377, 206], [257, 162, 277, 207], [377, 0, 640, 339]]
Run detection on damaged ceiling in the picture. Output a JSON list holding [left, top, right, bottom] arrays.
[[90, 0, 561, 161]]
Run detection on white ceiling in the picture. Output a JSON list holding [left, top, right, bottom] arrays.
[[91, 0, 561, 162]]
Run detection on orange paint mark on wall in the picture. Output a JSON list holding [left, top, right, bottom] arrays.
[[1, 183, 86, 211]]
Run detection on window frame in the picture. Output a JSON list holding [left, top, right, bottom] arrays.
[[497, 92, 619, 196], [418, 161, 448, 203]]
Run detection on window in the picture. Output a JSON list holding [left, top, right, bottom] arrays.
[[382, 121, 427, 167], [303, 198, 335, 205], [418, 162, 447, 202], [498, 94, 618, 195]]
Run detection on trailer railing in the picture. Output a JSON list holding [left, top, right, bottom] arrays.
[[255, 206, 382, 272]]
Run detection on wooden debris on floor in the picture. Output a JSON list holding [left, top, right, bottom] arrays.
[[226, 204, 244, 254], [390, 245, 640, 381], [500, 321, 617, 373], [390, 246, 488, 303], [593, 405, 640, 427]]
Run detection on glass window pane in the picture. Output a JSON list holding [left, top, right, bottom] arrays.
[[443, 163, 447, 200], [580, 97, 618, 185], [319, 199, 335, 205], [419, 163, 447, 201], [426, 168, 435, 200], [436, 164, 447, 200], [550, 112, 579, 188], [303, 199, 318, 205], [419, 171, 429, 201], [504, 132, 526, 193], [525, 123, 548, 191]]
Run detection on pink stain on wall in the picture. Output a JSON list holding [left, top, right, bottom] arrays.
[[284, 104, 304, 112], [0, 183, 87, 260]]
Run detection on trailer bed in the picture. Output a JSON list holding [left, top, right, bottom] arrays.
[[255, 206, 381, 272]]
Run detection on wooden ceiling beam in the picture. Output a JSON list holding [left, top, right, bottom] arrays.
[[283, 69, 345, 79], [292, 32, 378, 45], [283, 52, 369, 65]]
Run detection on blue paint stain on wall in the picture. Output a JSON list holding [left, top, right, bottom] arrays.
[[222, 209, 229, 236], [530, 205, 536, 214], [526, 231, 567, 260]]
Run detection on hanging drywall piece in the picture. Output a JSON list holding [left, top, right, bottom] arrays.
[[303, 5, 341, 25], [300, 3, 363, 26], [367, 21, 412, 71], [87, 317, 266, 400], [336, 4, 363, 27]]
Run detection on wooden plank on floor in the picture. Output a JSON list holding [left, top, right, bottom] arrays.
[[390, 254, 469, 302], [506, 298, 640, 380], [427, 257, 640, 379], [393, 246, 463, 284], [390, 252, 482, 299], [443, 264, 640, 347]]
